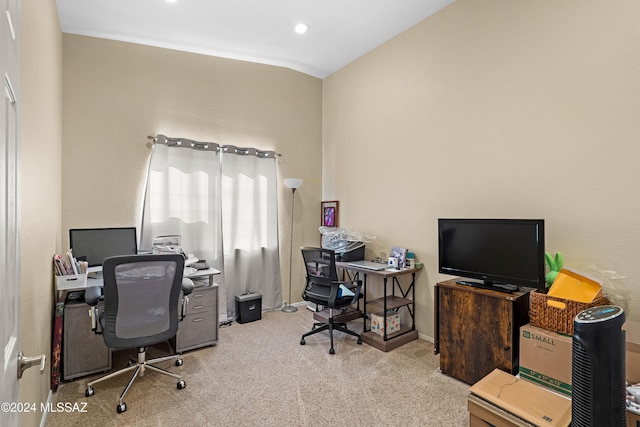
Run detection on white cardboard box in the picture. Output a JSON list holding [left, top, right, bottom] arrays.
[[370, 311, 400, 336], [55, 273, 88, 291]]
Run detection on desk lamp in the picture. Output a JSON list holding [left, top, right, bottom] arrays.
[[282, 178, 303, 313]]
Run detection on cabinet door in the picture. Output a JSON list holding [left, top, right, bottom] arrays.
[[63, 300, 111, 380], [438, 287, 513, 384]]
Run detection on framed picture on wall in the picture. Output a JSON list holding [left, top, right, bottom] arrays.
[[321, 201, 339, 227]]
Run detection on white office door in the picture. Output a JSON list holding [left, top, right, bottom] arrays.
[[1, 0, 21, 424]]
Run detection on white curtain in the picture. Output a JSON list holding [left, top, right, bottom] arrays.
[[221, 148, 281, 317], [140, 139, 281, 320]]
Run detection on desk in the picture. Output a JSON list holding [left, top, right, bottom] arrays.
[[336, 262, 420, 352], [70, 267, 221, 291], [56, 267, 220, 303], [184, 267, 221, 286], [59, 267, 221, 380]]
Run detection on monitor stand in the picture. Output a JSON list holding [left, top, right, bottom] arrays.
[[455, 279, 518, 294]]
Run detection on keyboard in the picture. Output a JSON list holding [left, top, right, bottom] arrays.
[[191, 261, 210, 270]]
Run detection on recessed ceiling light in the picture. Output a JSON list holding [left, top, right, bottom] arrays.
[[166, 0, 177, 3], [294, 23, 308, 34]]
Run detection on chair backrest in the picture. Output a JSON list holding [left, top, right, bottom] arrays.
[[300, 247, 341, 306], [301, 247, 339, 285], [101, 254, 185, 349]]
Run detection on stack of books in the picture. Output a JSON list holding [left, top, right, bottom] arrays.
[[53, 250, 88, 291], [53, 250, 87, 276]]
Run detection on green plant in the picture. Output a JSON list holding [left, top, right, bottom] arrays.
[[544, 251, 564, 288]]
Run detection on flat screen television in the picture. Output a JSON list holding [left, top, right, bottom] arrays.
[[69, 227, 138, 268], [438, 218, 545, 292]]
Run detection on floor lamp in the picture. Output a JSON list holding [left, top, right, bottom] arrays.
[[282, 178, 303, 313]]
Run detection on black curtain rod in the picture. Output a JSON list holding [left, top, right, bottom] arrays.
[[147, 134, 280, 158]]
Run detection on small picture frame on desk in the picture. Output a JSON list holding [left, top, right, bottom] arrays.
[[390, 246, 408, 269], [321, 201, 339, 227]]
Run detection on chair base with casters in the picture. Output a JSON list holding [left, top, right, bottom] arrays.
[[85, 346, 186, 414], [300, 307, 362, 355]]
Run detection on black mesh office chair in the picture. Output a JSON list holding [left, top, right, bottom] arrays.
[[83, 254, 194, 414], [300, 247, 363, 354]]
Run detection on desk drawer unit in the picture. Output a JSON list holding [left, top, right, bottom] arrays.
[[173, 285, 219, 352], [184, 287, 217, 316], [175, 310, 218, 350]]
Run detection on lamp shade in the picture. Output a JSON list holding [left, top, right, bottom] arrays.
[[284, 178, 303, 189]]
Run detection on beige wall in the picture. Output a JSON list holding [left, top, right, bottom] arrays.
[[323, 0, 640, 337], [62, 35, 323, 305], [20, 0, 63, 425]]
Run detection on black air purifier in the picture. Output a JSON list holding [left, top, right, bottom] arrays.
[[571, 305, 626, 427]]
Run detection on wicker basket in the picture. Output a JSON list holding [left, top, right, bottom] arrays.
[[529, 289, 609, 336]]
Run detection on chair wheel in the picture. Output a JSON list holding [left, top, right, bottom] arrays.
[[85, 387, 94, 397], [300, 338, 305, 345], [175, 358, 183, 366], [329, 348, 335, 355], [357, 338, 362, 345], [116, 403, 126, 413], [177, 380, 186, 389]]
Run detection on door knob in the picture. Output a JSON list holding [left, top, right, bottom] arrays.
[[17, 351, 46, 379]]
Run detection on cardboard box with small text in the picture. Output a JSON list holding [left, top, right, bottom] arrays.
[[519, 324, 573, 397]]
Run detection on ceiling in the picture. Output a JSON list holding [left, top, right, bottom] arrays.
[[56, 0, 454, 78]]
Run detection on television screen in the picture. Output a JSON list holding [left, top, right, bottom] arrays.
[[438, 218, 545, 291], [69, 227, 138, 267]]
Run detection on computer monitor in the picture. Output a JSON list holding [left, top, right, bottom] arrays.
[[69, 227, 138, 268]]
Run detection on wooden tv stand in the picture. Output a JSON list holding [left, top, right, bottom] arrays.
[[434, 279, 530, 385]]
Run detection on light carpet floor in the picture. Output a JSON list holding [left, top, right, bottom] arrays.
[[46, 307, 470, 426]]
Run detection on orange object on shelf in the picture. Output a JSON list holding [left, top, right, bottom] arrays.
[[547, 268, 603, 308]]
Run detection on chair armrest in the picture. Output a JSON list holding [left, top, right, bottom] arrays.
[[336, 279, 362, 289], [181, 278, 194, 296], [335, 279, 363, 304], [303, 279, 363, 308], [179, 278, 195, 321], [84, 286, 102, 306], [84, 286, 102, 334]]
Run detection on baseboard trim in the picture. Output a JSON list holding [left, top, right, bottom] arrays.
[[39, 389, 53, 427], [418, 332, 434, 344]]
